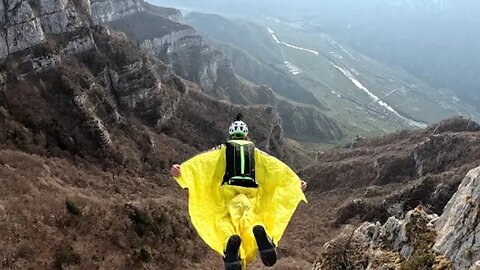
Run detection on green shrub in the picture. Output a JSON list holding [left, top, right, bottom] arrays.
[[400, 252, 435, 270], [65, 199, 82, 216], [54, 246, 81, 269], [139, 247, 152, 263], [129, 208, 153, 236]]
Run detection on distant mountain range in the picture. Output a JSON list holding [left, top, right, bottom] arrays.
[[151, 0, 480, 114], [185, 11, 480, 137]]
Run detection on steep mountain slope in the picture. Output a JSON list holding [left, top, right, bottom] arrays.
[[90, 0, 345, 143], [284, 117, 480, 267], [185, 12, 284, 65], [0, 1, 311, 269]]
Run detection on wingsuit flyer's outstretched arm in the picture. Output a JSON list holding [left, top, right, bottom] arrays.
[[172, 146, 307, 267]]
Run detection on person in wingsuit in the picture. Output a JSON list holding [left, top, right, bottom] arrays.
[[170, 113, 307, 270]]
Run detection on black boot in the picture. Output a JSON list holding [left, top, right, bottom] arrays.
[[253, 225, 277, 267], [224, 235, 242, 270]]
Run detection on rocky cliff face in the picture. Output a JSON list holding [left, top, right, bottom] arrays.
[[91, 0, 144, 22], [434, 166, 480, 269], [91, 0, 181, 23], [314, 207, 451, 270], [90, 0, 272, 104], [0, 0, 295, 159], [313, 166, 480, 270], [312, 150, 480, 270], [0, 0, 91, 58], [96, 6, 245, 100]]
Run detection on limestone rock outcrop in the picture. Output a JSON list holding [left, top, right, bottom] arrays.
[[314, 207, 452, 270], [0, 0, 90, 58], [434, 166, 480, 270]]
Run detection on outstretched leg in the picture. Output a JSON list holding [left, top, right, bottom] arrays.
[[253, 225, 277, 267], [224, 235, 242, 270]]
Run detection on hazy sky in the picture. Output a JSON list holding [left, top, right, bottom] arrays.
[[148, 0, 480, 16]]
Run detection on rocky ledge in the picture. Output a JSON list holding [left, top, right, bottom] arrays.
[[314, 165, 480, 270]]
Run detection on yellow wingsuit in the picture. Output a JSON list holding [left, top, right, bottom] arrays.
[[175, 143, 307, 268]]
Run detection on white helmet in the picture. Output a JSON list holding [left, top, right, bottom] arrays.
[[229, 120, 248, 139]]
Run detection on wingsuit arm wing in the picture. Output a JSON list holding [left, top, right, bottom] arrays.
[[254, 149, 307, 245], [174, 147, 224, 189], [173, 147, 228, 255]]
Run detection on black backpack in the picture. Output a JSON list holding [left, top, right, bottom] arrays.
[[222, 140, 258, 188]]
